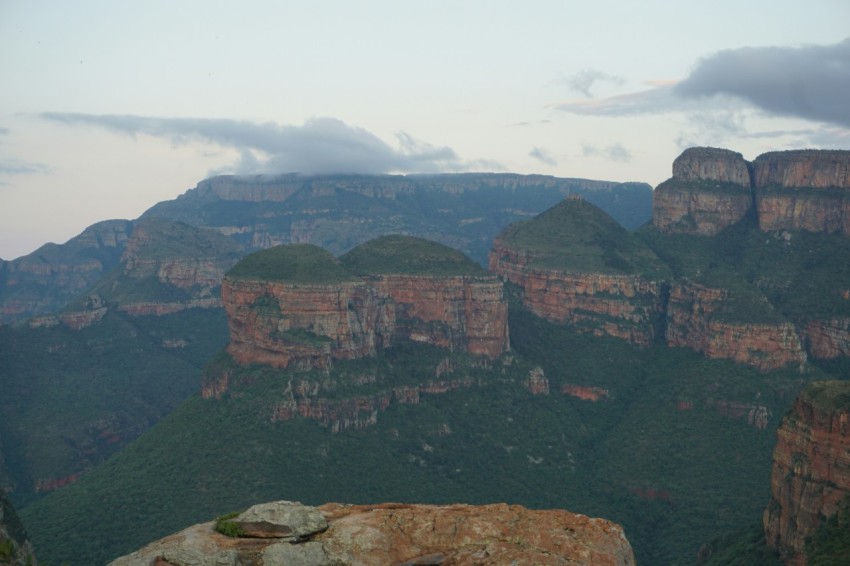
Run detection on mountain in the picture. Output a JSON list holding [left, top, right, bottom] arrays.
[[107, 500, 635, 565], [0, 220, 132, 324], [0, 173, 651, 324], [0, 219, 236, 502], [7, 147, 850, 565]]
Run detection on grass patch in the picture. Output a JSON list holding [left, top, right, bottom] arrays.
[[340, 235, 486, 277], [226, 245, 358, 284]]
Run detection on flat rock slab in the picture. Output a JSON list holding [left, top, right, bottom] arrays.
[[235, 500, 328, 540]]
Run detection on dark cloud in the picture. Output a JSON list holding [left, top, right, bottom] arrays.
[[581, 143, 631, 163], [562, 68, 624, 97], [675, 38, 850, 128], [554, 38, 850, 130], [39, 113, 473, 175], [529, 147, 557, 166]]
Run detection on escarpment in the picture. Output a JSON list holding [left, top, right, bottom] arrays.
[[652, 147, 754, 235], [665, 281, 806, 371], [490, 197, 670, 347], [0, 490, 38, 566], [764, 381, 850, 565], [654, 147, 850, 236], [494, 149, 850, 369], [221, 237, 508, 371]]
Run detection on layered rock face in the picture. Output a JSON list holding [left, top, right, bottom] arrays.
[[652, 147, 753, 235], [222, 278, 383, 369], [221, 239, 508, 372], [803, 318, 850, 359], [222, 274, 508, 369], [109, 500, 636, 566], [665, 281, 806, 371], [764, 381, 850, 565], [652, 147, 850, 237], [754, 151, 850, 235], [753, 150, 850, 190], [490, 240, 665, 347]]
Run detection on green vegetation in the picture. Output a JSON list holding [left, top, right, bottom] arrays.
[[213, 511, 245, 538], [20, 298, 836, 565], [498, 199, 670, 277], [0, 308, 229, 508], [799, 380, 850, 413], [655, 178, 752, 197], [638, 217, 850, 321], [226, 245, 358, 284], [339, 235, 487, 276], [806, 498, 850, 565], [696, 524, 781, 565]]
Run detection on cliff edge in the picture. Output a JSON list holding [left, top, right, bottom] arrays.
[[764, 380, 850, 565], [109, 500, 635, 566]]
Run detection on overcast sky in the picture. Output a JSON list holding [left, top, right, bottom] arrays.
[[1, 1, 849, 260]]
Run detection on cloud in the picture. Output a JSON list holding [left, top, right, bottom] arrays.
[[529, 146, 557, 166], [39, 113, 474, 175], [0, 127, 10, 135], [553, 38, 850, 130], [581, 143, 631, 163], [0, 158, 51, 176], [675, 38, 850, 128], [561, 68, 624, 98]]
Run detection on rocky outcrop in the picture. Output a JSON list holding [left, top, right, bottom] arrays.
[[764, 381, 850, 565], [653, 147, 753, 235], [665, 281, 806, 371], [222, 271, 507, 371], [563, 384, 611, 401], [802, 317, 850, 359], [0, 490, 38, 565], [753, 150, 850, 191], [652, 147, 850, 237], [491, 241, 664, 347], [671, 147, 752, 186], [109, 500, 636, 566]]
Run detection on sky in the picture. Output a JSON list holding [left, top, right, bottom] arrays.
[[1, 1, 849, 260]]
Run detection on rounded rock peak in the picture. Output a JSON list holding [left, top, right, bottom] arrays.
[[672, 147, 751, 187]]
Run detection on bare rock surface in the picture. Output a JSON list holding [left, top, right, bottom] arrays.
[[108, 501, 635, 566]]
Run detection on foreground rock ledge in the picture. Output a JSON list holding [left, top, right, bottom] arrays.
[[109, 501, 636, 566]]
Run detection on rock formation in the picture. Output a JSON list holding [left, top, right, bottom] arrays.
[[665, 281, 806, 371], [108, 500, 636, 566], [764, 381, 850, 565], [490, 198, 669, 347], [653, 147, 850, 237], [222, 238, 508, 371], [652, 147, 753, 235]]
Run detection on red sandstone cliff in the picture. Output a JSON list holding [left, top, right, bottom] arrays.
[[490, 239, 665, 347], [665, 281, 806, 371], [764, 381, 850, 565], [221, 273, 508, 370], [652, 147, 753, 236], [652, 147, 850, 237]]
